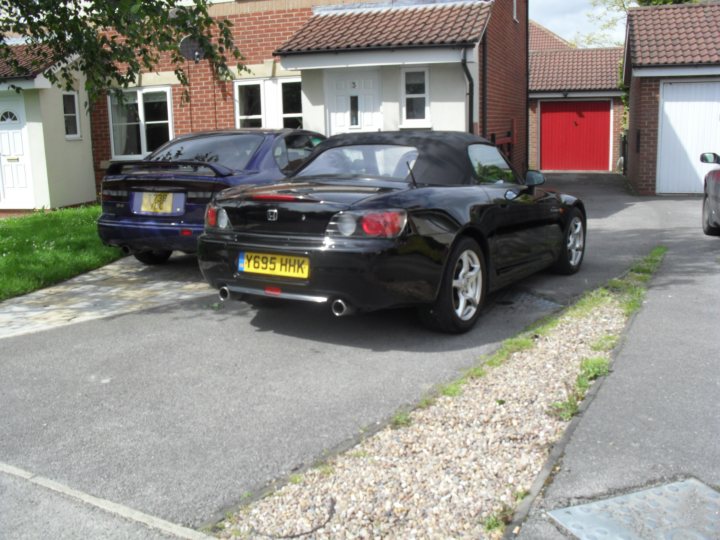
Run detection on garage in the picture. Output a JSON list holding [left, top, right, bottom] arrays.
[[656, 80, 720, 194], [540, 100, 611, 171], [624, 2, 720, 195]]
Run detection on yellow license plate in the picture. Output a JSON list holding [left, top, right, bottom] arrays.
[[140, 192, 173, 213], [239, 251, 310, 279]]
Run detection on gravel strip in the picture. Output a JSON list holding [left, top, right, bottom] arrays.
[[217, 301, 626, 540]]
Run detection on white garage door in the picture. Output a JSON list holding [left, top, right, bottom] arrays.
[[657, 80, 720, 194]]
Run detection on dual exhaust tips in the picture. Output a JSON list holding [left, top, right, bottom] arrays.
[[218, 286, 353, 317]]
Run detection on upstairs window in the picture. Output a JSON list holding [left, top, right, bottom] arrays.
[[63, 92, 80, 139], [109, 88, 172, 158]]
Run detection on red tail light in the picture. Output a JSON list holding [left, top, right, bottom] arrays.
[[360, 212, 406, 237], [326, 210, 407, 238], [206, 206, 217, 227]]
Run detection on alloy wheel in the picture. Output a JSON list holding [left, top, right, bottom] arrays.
[[566, 216, 585, 268], [451, 249, 483, 321]]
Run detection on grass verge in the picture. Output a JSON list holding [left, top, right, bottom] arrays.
[[0, 206, 123, 302]]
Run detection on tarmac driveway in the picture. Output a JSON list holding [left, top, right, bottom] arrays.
[[0, 174, 704, 537]]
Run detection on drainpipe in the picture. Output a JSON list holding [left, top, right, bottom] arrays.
[[481, 34, 488, 138], [461, 48, 474, 134]]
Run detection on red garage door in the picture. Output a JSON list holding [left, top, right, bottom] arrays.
[[540, 101, 611, 171]]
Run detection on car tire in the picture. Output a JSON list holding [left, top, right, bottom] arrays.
[[702, 195, 720, 236], [419, 237, 486, 334], [133, 250, 173, 265], [551, 208, 586, 275]]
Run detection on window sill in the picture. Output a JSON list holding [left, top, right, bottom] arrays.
[[64, 136, 82, 141]]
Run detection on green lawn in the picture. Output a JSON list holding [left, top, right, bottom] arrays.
[[0, 206, 123, 302]]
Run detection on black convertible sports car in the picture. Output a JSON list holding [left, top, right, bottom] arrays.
[[198, 131, 586, 333]]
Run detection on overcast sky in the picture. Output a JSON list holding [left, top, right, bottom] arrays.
[[529, 0, 627, 45]]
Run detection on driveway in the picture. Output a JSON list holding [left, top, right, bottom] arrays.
[[0, 174, 704, 537]]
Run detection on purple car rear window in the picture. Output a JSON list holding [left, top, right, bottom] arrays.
[[148, 134, 264, 171]]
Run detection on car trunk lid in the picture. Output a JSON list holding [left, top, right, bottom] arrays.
[[216, 177, 408, 236]]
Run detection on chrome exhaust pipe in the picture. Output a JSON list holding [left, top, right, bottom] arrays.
[[218, 286, 231, 302], [331, 298, 353, 317]]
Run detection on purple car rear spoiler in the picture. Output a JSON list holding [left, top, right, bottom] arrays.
[[105, 160, 234, 177]]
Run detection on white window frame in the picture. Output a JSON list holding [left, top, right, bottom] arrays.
[[107, 86, 173, 159], [63, 91, 81, 140], [400, 67, 431, 128], [234, 77, 303, 129], [234, 80, 266, 128], [279, 78, 302, 129]]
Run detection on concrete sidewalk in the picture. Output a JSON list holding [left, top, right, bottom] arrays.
[[515, 196, 720, 537]]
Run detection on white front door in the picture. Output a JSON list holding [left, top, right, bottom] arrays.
[[657, 81, 720, 194], [0, 94, 34, 209], [326, 70, 381, 136]]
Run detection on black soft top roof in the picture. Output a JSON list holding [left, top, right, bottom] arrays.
[[296, 131, 494, 185]]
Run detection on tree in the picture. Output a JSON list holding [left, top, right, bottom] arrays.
[[575, 0, 697, 47], [0, 1, 243, 103]]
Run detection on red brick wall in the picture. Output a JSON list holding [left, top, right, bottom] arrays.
[[626, 77, 660, 194], [481, 0, 529, 174], [528, 100, 538, 169], [611, 97, 624, 171]]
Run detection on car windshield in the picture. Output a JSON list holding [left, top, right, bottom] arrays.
[[296, 145, 419, 181], [148, 134, 264, 171]]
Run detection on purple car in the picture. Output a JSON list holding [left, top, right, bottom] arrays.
[[98, 129, 325, 264]]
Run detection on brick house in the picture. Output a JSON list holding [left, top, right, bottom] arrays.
[[90, 0, 529, 188], [1, 44, 96, 211], [528, 22, 623, 172], [624, 3, 720, 194]]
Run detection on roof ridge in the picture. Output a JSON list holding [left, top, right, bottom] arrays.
[[314, 0, 490, 16], [629, 1, 720, 11], [532, 47, 623, 53]]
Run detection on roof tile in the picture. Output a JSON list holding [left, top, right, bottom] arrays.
[[530, 47, 623, 92], [529, 21, 573, 52], [0, 44, 55, 80], [275, 1, 492, 55], [627, 3, 720, 67]]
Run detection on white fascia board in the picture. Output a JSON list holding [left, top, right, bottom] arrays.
[[279, 47, 472, 71], [0, 75, 52, 90], [530, 91, 623, 99], [633, 66, 720, 78]]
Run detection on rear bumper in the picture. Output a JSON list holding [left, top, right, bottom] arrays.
[[197, 233, 446, 312], [98, 217, 203, 253]]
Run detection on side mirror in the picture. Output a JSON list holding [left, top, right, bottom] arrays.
[[700, 153, 720, 164], [525, 170, 546, 187]]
